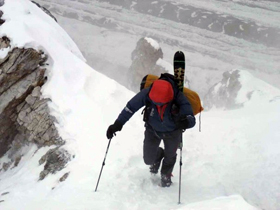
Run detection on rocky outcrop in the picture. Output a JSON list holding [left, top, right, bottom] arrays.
[[39, 147, 71, 180], [0, 1, 70, 181], [0, 36, 9, 48], [0, 45, 70, 179], [0, 0, 74, 182], [128, 37, 191, 92], [0, 42, 66, 179], [203, 70, 242, 110], [1, 48, 42, 155], [128, 37, 167, 92], [0, 0, 72, 180]]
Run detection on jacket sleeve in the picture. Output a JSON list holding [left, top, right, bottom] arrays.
[[175, 91, 196, 129], [116, 88, 149, 125]]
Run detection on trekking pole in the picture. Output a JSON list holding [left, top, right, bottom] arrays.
[[95, 138, 112, 192], [178, 140, 183, 204]]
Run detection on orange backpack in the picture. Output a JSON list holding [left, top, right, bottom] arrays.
[[140, 74, 203, 115]]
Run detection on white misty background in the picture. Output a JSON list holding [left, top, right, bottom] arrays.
[[0, 0, 280, 210]]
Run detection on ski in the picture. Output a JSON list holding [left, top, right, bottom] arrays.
[[173, 50, 185, 149], [173, 51, 185, 93], [173, 51, 185, 204]]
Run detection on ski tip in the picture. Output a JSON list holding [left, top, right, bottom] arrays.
[[174, 51, 185, 56], [174, 51, 185, 60]]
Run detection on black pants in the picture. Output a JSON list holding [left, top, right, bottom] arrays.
[[143, 127, 182, 175]]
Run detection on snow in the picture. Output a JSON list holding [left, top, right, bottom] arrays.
[[213, 83, 222, 94], [181, 195, 257, 210], [0, 0, 84, 61], [0, 0, 280, 210], [0, 47, 10, 59], [39, 0, 280, 95], [156, 58, 173, 73], [170, 0, 280, 28], [145, 37, 160, 50], [235, 70, 280, 105]]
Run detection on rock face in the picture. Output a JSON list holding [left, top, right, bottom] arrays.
[[128, 37, 167, 92], [0, 44, 68, 178], [203, 70, 242, 110], [0, 5, 68, 179]]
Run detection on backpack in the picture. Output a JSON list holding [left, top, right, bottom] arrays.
[[140, 73, 203, 115]]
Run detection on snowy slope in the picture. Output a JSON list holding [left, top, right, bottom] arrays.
[[1, 0, 280, 210], [32, 0, 280, 96]]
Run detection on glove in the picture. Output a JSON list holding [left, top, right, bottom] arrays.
[[175, 115, 189, 130], [106, 120, 123, 139]]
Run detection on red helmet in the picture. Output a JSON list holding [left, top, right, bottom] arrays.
[[149, 80, 174, 104]]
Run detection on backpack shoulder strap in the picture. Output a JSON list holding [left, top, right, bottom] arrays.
[[159, 73, 175, 81], [140, 75, 149, 91], [141, 98, 152, 122]]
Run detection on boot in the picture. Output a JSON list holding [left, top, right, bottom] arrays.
[[161, 174, 172, 187], [149, 162, 160, 174], [149, 147, 164, 174]]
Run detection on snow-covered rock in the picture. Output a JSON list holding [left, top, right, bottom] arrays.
[[204, 69, 280, 110], [0, 0, 82, 180], [0, 46, 64, 161], [128, 37, 166, 91]]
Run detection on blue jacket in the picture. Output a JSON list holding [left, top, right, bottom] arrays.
[[116, 83, 196, 133]]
